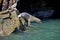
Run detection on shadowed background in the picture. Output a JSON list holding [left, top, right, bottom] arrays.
[[16, 0, 60, 19]]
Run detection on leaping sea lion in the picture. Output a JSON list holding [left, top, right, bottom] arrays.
[[18, 12, 41, 27]]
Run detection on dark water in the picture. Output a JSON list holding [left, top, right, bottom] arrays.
[[0, 19, 60, 40]]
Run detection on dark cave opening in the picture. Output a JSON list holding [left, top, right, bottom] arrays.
[[16, 0, 60, 19], [0, 0, 60, 19]]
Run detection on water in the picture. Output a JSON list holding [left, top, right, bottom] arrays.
[[0, 19, 60, 40]]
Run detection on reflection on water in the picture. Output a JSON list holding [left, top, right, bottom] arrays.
[[0, 19, 60, 40]]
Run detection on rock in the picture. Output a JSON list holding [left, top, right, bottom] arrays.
[[0, 10, 20, 36], [1, 13, 10, 18], [0, 10, 9, 15], [0, 0, 2, 4]]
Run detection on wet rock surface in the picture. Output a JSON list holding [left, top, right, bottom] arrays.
[[0, 10, 20, 36]]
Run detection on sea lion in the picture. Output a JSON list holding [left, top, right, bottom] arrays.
[[18, 12, 41, 27]]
